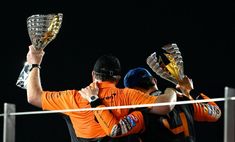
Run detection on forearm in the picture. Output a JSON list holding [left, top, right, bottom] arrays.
[[150, 88, 177, 115], [93, 105, 119, 136], [193, 93, 221, 122], [27, 67, 43, 108], [94, 107, 144, 137], [91, 100, 144, 137]]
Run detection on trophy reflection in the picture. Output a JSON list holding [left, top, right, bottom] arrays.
[[16, 13, 63, 89], [146, 43, 184, 85]]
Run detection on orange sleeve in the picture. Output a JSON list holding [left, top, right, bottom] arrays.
[[41, 90, 81, 111], [94, 105, 145, 137], [123, 88, 157, 105], [193, 93, 221, 122]]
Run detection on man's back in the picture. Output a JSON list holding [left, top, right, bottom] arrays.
[[97, 82, 157, 118], [141, 100, 195, 142], [140, 94, 221, 142], [41, 81, 157, 139]]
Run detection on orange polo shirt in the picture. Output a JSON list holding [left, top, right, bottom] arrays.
[[41, 81, 157, 138]]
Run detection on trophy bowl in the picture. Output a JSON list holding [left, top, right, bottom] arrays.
[[16, 13, 63, 89], [146, 43, 184, 85], [27, 13, 63, 50]]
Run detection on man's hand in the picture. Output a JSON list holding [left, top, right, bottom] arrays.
[[176, 75, 194, 96], [27, 45, 45, 65], [79, 81, 99, 102]]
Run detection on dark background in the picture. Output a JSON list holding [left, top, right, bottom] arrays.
[[0, 0, 234, 142]]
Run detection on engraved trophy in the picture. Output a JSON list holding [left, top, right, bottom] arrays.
[[146, 43, 184, 85], [16, 13, 63, 89]]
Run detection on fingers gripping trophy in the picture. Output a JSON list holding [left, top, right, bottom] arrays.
[[146, 43, 185, 86], [16, 13, 63, 89]]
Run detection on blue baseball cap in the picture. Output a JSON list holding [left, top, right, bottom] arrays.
[[124, 67, 153, 88]]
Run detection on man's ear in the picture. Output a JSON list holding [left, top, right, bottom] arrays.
[[92, 71, 95, 81], [152, 77, 159, 90], [113, 75, 121, 84], [152, 77, 157, 85]]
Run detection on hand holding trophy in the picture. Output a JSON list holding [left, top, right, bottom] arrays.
[[146, 43, 184, 85], [16, 13, 63, 89], [147, 43, 196, 97]]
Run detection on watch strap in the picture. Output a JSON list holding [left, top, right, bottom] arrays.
[[90, 98, 102, 108], [29, 64, 41, 71]]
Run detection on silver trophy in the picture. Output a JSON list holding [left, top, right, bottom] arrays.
[[146, 43, 184, 85], [16, 13, 63, 89]]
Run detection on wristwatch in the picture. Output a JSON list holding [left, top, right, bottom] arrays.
[[89, 95, 99, 102], [29, 64, 41, 71]]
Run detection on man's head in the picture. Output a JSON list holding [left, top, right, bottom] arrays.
[[124, 67, 160, 95], [92, 54, 121, 82]]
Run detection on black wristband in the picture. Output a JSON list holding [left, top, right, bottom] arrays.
[[30, 64, 41, 71], [90, 98, 102, 108]]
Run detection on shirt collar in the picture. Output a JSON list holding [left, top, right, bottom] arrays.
[[97, 81, 116, 89]]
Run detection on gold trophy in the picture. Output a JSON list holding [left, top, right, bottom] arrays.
[[16, 13, 63, 89], [146, 43, 184, 85]]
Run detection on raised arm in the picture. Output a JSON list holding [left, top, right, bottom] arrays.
[[26, 45, 44, 108], [176, 76, 221, 122], [192, 93, 221, 122]]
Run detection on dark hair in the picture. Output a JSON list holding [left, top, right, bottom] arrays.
[[93, 54, 121, 81]]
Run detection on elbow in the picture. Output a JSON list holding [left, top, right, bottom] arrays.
[[167, 104, 175, 113], [27, 95, 38, 106], [27, 95, 36, 104], [153, 88, 177, 114], [152, 93, 176, 115], [160, 105, 174, 115], [160, 103, 175, 115], [27, 91, 42, 107], [151, 105, 174, 115]]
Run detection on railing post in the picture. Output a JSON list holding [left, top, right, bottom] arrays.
[[3, 103, 15, 142], [224, 87, 235, 142]]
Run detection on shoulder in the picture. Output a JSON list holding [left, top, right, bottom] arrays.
[[42, 89, 80, 97], [122, 87, 144, 94]]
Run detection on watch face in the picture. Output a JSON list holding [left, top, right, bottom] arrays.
[[90, 96, 99, 102], [91, 96, 97, 100]]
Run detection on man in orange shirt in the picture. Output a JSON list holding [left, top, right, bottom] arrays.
[[80, 67, 221, 142], [25, 45, 177, 142]]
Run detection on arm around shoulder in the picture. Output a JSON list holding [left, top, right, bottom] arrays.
[[149, 88, 177, 115]]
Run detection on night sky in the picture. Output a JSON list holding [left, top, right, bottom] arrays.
[[0, 1, 234, 142]]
